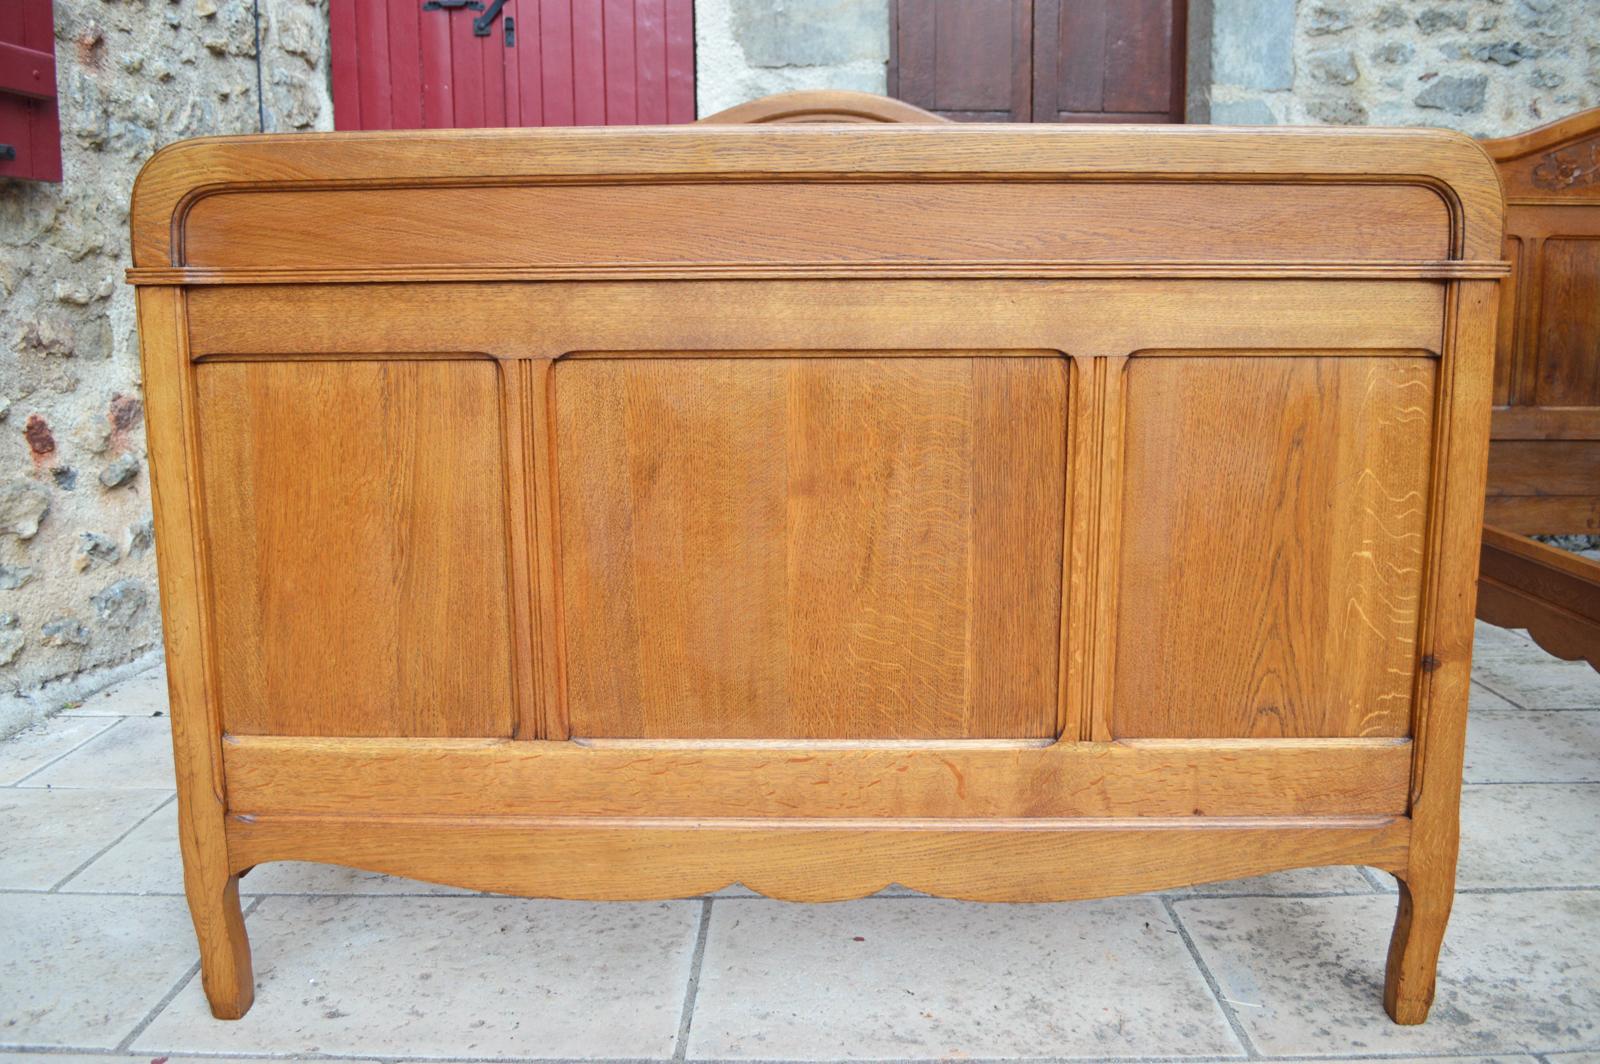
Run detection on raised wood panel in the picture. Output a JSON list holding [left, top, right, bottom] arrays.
[[177, 182, 1452, 270], [555, 356, 1067, 739], [195, 359, 515, 737], [1490, 405, 1600, 441], [1114, 357, 1436, 739], [1534, 238, 1600, 406]]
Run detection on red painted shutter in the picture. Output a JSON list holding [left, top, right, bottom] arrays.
[[0, 0, 61, 182], [332, 0, 695, 130]]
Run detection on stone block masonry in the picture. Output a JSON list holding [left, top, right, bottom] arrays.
[[696, 0, 890, 116], [0, 0, 332, 731], [1208, 0, 1600, 134]]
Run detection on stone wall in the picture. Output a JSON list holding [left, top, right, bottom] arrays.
[[1209, 0, 1600, 134], [695, 0, 889, 116], [0, 0, 331, 731]]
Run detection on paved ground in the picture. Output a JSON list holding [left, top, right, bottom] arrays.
[[1, 621, 1597, 1063]]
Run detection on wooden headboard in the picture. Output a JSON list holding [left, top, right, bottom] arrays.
[[1483, 108, 1600, 535], [127, 98, 1508, 1024], [1472, 109, 1600, 673]]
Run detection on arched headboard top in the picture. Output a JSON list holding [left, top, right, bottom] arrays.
[[698, 89, 949, 125]]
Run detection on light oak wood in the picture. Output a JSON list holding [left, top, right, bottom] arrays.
[[128, 98, 1505, 1025], [178, 182, 1452, 270], [699, 89, 947, 125], [1387, 280, 1497, 1025], [227, 815, 1412, 902], [196, 358, 516, 737], [556, 356, 1067, 739], [135, 286, 253, 1019], [1115, 356, 1436, 738], [221, 735, 1414, 819]]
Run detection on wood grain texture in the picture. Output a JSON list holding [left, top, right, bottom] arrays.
[[1483, 496, 1600, 535], [195, 359, 514, 737], [135, 287, 253, 1019], [555, 356, 1066, 739], [1114, 357, 1436, 739], [226, 814, 1412, 902], [1386, 280, 1497, 1025], [177, 182, 1451, 271], [221, 735, 1413, 819], [178, 281, 1448, 361]]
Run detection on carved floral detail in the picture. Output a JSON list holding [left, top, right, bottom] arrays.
[[1532, 137, 1600, 191]]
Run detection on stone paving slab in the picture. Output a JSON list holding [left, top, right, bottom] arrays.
[[1168, 864, 1376, 897], [132, 896, 703, 1060], [687, 896, 1242, 1060], [1464, 710, 1600, 783], [1469, 682, 1521, 712], [61, 666, 171, 717], [1456, 783, 1600, 888], [18, 716, 175, 790], [0, 787, 170, 890], [0, 893, 197, 1050], [1471, 625, 1600, 710], [1176, 890, 1600, 1057], [0, 715, 116, 785]]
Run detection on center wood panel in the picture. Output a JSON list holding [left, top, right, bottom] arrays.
[[554, 356, 1068, 739], [1113, 356, 1437, 739], [196, 358, 515, 738]]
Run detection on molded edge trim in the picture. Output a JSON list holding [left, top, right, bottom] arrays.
[[128, 121, 1506, 269]]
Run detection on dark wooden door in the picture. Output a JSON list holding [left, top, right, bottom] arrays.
[[889, 0, 1186, 124], [888, 0, 1033, 121]]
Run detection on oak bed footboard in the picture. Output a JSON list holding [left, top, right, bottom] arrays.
[[128, 94, 1505, 1025]]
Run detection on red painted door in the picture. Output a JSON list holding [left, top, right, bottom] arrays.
[[0, 0, 61, 181], [332, 0, 695, 130]]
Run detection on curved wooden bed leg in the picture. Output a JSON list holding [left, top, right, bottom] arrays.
[[186, 871, 255, 1020], [137, 285, 256, 1019], [1383, 874, 1452, 1024]]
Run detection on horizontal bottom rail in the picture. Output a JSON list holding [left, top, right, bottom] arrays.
[[227, 813, 1410, 902], [222, 734, 1414, 820]]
